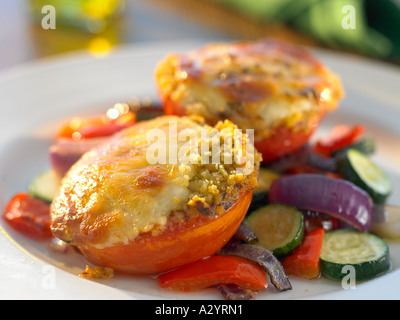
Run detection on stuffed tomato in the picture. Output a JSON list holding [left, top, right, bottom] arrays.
[[155, 38, 343, 162], [50, 115, 261, 274]]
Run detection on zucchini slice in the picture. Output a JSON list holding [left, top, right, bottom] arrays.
[[245, 203, 304, 257], [257, 168, 281, 192], [248, 168, 280, 213], [29, 170, 61, 203], [320, 229, 391, 281], [337, 148, 391, 204]]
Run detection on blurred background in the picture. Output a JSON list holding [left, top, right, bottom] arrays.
[[1, 0, 400, 71]]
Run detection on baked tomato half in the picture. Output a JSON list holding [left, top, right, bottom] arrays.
[[79, 191, 253, 274], [163, 94, 187, 117], [51, 116, 261, 275], [155, 38, 344, 164]]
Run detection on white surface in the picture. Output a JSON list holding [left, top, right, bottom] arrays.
[[0, 41, 399, 300]]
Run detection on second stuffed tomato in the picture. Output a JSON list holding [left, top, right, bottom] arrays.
[[50, 115, 261, 274], [155, 38, 344, 162]]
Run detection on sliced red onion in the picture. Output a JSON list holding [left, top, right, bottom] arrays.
[[49, 137, 109, 177], [302, 210, 340, 233], [219, 242, 292, 292], [234, 222, 258, 243], [266, 146, 338, 173], [268, 174, 373, 231], [216, 284, 256, 300]]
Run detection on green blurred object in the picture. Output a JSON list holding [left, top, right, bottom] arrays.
[[210, 0, 400, 61], [30, 0, 125, 33], [28, 0, 127, 59]]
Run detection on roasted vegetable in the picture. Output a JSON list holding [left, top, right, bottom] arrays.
[[56, 109, 135, 140], [246, 204, 304, 257], [248, 168, 280, 213], [49, 137, 108, 177], [314, 125, 365, 157], [281, 228, 325, 279], [216, 284, 256, 300], [29, 170, 61, 203], [2, 193, 52, 238], [234, 222, 258, 243], [157, 255, 268, 292], [337, 148, 392, 204], [333, 136, 375, 156], [268, 174, 373, 231], [219, 242, 292, 291], [320, 229, 391, 281]]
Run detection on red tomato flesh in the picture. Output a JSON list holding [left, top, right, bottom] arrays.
[[254, 124, 318, 163], [158, 255, 268, 292], [2, 193, 52, 238]]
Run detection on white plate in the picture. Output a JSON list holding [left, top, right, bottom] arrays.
[[0, 40, 399, 300]]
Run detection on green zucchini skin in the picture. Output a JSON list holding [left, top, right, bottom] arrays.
[[321, 253, 390, 282], [247, 168, 280, 214], [320, 230, 391, 281], [247, 191, 269, 214], [337, 148, 391, 204], [29, 170, 61, 203], [246, 203, 304, 257]]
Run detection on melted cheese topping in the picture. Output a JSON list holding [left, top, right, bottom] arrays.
[[155, 38, 344, 138], [50, 116, 260, 249]]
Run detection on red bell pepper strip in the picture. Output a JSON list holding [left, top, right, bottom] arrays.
[[57, 111, 135, 140], [324, 172, 343, 179], [314, 125, 365, 157], [2, 193, 52, 238], [158, 255, 268, 292], [281, 228, 325, 279]]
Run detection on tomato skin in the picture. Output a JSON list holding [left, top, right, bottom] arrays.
[[158, 255, 268, 292], [78, 192, 253, 275], [57, 111, 136, 140], [254, 125, 317, 163], [2, 193, 52, 238], [162, 95, 187, 117]]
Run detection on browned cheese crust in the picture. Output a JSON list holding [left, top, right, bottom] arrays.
[[155, 38, 344, 139], [50, 116, 261, 249]]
